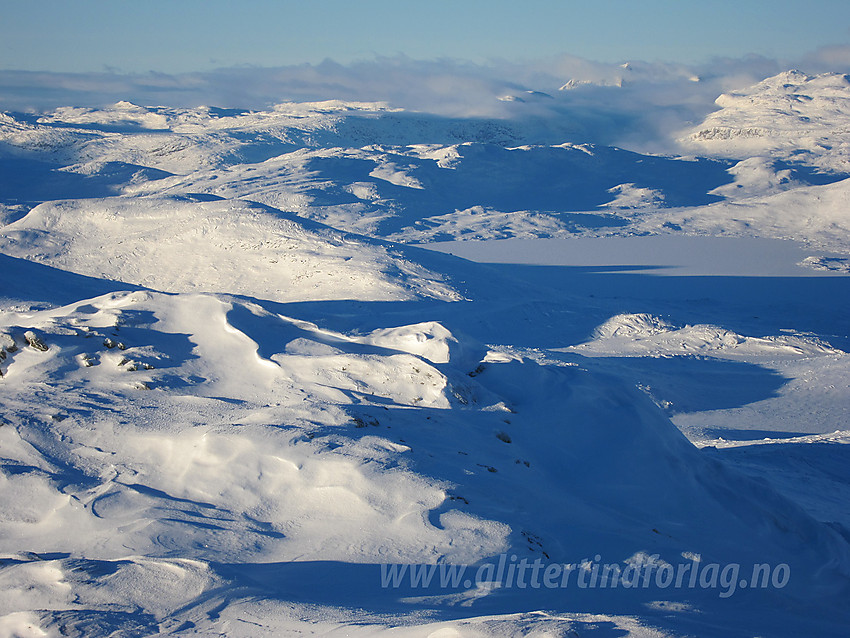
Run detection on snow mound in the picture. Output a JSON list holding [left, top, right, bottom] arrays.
[[576, 313, 841, 358], [592, 313, 675, 339], [358, 321, 458, 364], [708, 157, 803, 199], [600, 183, 666, 209], [0, 196, 461, 303]]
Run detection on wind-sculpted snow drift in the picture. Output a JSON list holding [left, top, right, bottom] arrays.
[[1, 74, 850, 637]]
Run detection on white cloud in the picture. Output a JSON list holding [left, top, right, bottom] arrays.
[[0, 51, 835, 153], [800, 45, 850, 73]]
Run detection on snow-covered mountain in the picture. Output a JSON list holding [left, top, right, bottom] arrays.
[[681, 70, 850, 172], [7, 93, 848, 250], [1, 74, 850, 637]]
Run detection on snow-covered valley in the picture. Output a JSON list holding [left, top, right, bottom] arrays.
[[1, 71, 849, 637]]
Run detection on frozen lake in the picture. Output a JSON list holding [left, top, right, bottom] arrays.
[[422, 235, 850, 277]]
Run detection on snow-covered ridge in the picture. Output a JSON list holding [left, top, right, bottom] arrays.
[[570, 312, 841, 359], [682, 70, 850, 172], [622, 173, 850, 254], [1, 99, 739, 244], [0, 196, 461, 303], [3, 86, 848, 251], [0, 100, 526, 172]]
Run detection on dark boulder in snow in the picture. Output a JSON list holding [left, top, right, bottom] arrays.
[[24, 330, 48, 352]]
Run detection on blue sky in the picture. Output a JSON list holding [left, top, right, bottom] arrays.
[[2, 0, 850, 73]]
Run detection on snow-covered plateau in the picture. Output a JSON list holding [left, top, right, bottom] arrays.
[[0, 71, 849, 637]]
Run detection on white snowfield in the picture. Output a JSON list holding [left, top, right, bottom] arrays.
[[607, 172, 850, 255], [0, 196, 461, 303], [1, 71, 850, 637]]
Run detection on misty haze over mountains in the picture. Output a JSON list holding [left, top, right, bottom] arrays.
[[4, 47, 850, 149]]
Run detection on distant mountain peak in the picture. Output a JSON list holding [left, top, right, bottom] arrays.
[[558, 77, 624, 91]]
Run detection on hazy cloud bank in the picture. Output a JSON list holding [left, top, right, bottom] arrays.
[[1, 48, 846, 152]]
